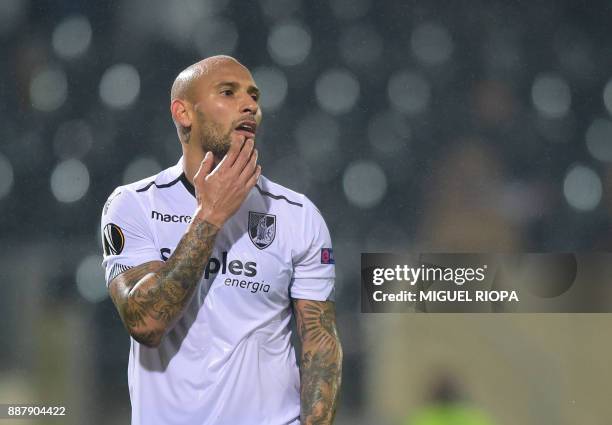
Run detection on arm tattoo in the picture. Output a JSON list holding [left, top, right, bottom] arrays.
[[109, 218, 219, 346], [294, 300, 343, 425]]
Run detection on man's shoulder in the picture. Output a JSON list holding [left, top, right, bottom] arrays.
[[255, 175, 308, 209], [125, 162, 184, 195], [255, 176, 327, 222], [102, 162, 182, 215], [107, 162, 183, 198]]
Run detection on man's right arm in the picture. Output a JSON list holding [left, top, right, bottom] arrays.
[[108, 218, 219, 347], [108, 138, 260, 348]]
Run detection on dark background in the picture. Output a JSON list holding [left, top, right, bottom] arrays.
[[2, 1, 612, 424]]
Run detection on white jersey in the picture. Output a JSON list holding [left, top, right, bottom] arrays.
[[100, 158, 335, 425]]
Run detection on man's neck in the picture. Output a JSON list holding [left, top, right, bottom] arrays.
[[181, 149, 220, 184]]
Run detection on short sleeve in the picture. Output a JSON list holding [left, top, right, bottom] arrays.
[[100, 188, 160, 286], [290, 199, 336, 301]]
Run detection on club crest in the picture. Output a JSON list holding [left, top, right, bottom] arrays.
[[248, 211, 276, 249]]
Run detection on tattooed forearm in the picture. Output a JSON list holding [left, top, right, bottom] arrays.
[[294, 300, 343, 425], [109, 218, 219, 347]]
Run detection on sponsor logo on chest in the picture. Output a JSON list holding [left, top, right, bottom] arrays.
[[151, 210, 192, 223], [160, 249, 272, 294]]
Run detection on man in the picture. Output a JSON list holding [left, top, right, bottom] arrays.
[[100, 55, 342, 425]]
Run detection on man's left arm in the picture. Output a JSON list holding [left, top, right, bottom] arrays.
[[293, 298, 342, 425]]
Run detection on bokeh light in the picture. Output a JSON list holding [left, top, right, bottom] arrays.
[[76, 254, 108, 303], [252, 66, 288, 112], [162, 0, 230, 43], [411, 23, 454, 66], [531, 73, 571, 119], [99, 64, 141, 109], [267, 21, 312, 66], [52, 15, 92, 59], [343, 160, 387, 208], [30, 67, 68, 112], [563, 164, 602, 211], [50, 159, 90, 203], [315, 69, 360, 115], [585, 118, 612, 162], [122, 157, 162, 185]]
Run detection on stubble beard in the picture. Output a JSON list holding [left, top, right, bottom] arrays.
[[198, 117, 233, 159]]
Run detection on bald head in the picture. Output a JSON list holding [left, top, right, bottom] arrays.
[[169, 54, 261, 157], [170, 55, 243, 102]]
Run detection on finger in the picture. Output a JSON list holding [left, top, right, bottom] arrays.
[[212, 139, 243, 173], [194, 151, 214, 182], [232, 138, 255, 174], [219, 136, 246, 170], [239, 148, 258, 183], [246, 165, 262, 189]]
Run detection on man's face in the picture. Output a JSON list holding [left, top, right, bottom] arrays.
[[190, 61, 262, 158]]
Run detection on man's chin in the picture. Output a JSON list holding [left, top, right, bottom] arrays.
[[204, 140, 230, 160], [205, 133, 254, 160], [231, 132, 256, 144]]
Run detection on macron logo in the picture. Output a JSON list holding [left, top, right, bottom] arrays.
[[151, 210, 192, 223]]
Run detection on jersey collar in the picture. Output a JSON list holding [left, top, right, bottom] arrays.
[[169, 157, 196, 198], [180, 172, 196, 198]]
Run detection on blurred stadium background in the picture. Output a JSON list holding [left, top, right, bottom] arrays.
[[1, 0, 612, 424]]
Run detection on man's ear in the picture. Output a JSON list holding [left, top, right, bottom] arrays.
[[171, 99, 192, 128]]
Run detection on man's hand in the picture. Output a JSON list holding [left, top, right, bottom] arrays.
[[194, 138, 261, 228]]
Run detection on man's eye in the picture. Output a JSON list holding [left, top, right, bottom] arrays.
[[221, 89, 233, 96], [251, 94, 259, 101]]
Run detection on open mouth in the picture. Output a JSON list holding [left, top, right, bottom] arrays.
[[234, 120, 257, 138]]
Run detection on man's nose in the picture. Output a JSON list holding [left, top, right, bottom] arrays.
[[241, 93, 258, 114]]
